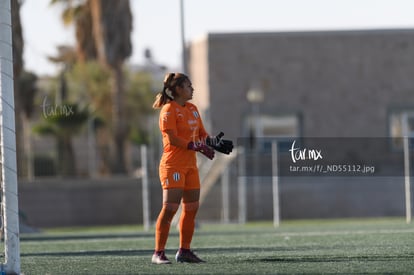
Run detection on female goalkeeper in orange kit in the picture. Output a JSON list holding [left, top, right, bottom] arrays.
[[151, 73, 233, 264]]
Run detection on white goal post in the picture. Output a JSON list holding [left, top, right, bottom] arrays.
[[0, 0, 21, 274]]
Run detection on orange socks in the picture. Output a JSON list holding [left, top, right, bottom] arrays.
[[155, 202, 179, 252], [179, 201, 199, 249], [154, 201, 200, 251]]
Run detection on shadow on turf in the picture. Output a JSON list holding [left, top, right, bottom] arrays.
[[22, 247, 367, 258], [22, 247, 284, 258], [22, 249, 155, 257], [255, 254, 414, 263], [22, 246, 414, 268]]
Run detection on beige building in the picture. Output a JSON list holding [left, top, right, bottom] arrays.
[[184, 30, 414, 220], [188, 29, 414, 143]]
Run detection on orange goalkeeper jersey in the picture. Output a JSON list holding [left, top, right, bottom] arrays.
[[159, 101, 209, 168]]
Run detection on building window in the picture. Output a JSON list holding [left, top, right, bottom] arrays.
[[247, 114, 300, 152]]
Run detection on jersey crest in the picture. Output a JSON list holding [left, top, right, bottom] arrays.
[[173, 172, 180, 181]]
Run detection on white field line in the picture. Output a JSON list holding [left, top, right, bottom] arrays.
[[277, 228, 414, 238]]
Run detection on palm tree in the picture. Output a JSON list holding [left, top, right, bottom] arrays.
[[33, 103, 89, 177], [50, 0, 97, 61], [48, 45, 77, 102], [18, 71, 38, 179], [89, 0, 132, 174], [51, 0, 133, 174]]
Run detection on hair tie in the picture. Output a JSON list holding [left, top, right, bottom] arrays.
[[165, 88, 174, 99]]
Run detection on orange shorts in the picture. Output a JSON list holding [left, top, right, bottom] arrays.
[[159, 165, 200, 190]]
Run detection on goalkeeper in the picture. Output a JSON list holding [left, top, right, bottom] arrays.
[[151, 72, 233, 264]]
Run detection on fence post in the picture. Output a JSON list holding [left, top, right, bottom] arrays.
[[141, 145, 150, 231], [272, 141, 280, 227], [238, 147, 246, 224], [402, 113, 412, 224], [221, 166, 230, 223]]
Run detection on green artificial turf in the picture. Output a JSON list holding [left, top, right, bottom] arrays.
[[13, 218, 414, 274]]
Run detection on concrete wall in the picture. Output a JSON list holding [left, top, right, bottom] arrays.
[[18, 173, 409, 228], [18, 177, 162, 228], [200, 175, 407, 221]]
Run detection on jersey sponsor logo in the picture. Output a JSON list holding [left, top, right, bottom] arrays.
[[173, 172, 180, 181]]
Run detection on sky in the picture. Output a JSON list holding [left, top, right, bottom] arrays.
[[20, 0, 414, 76]]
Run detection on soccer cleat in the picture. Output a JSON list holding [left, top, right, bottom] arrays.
[[152, 250, 171, 264], [175, 248, 205, 263]]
